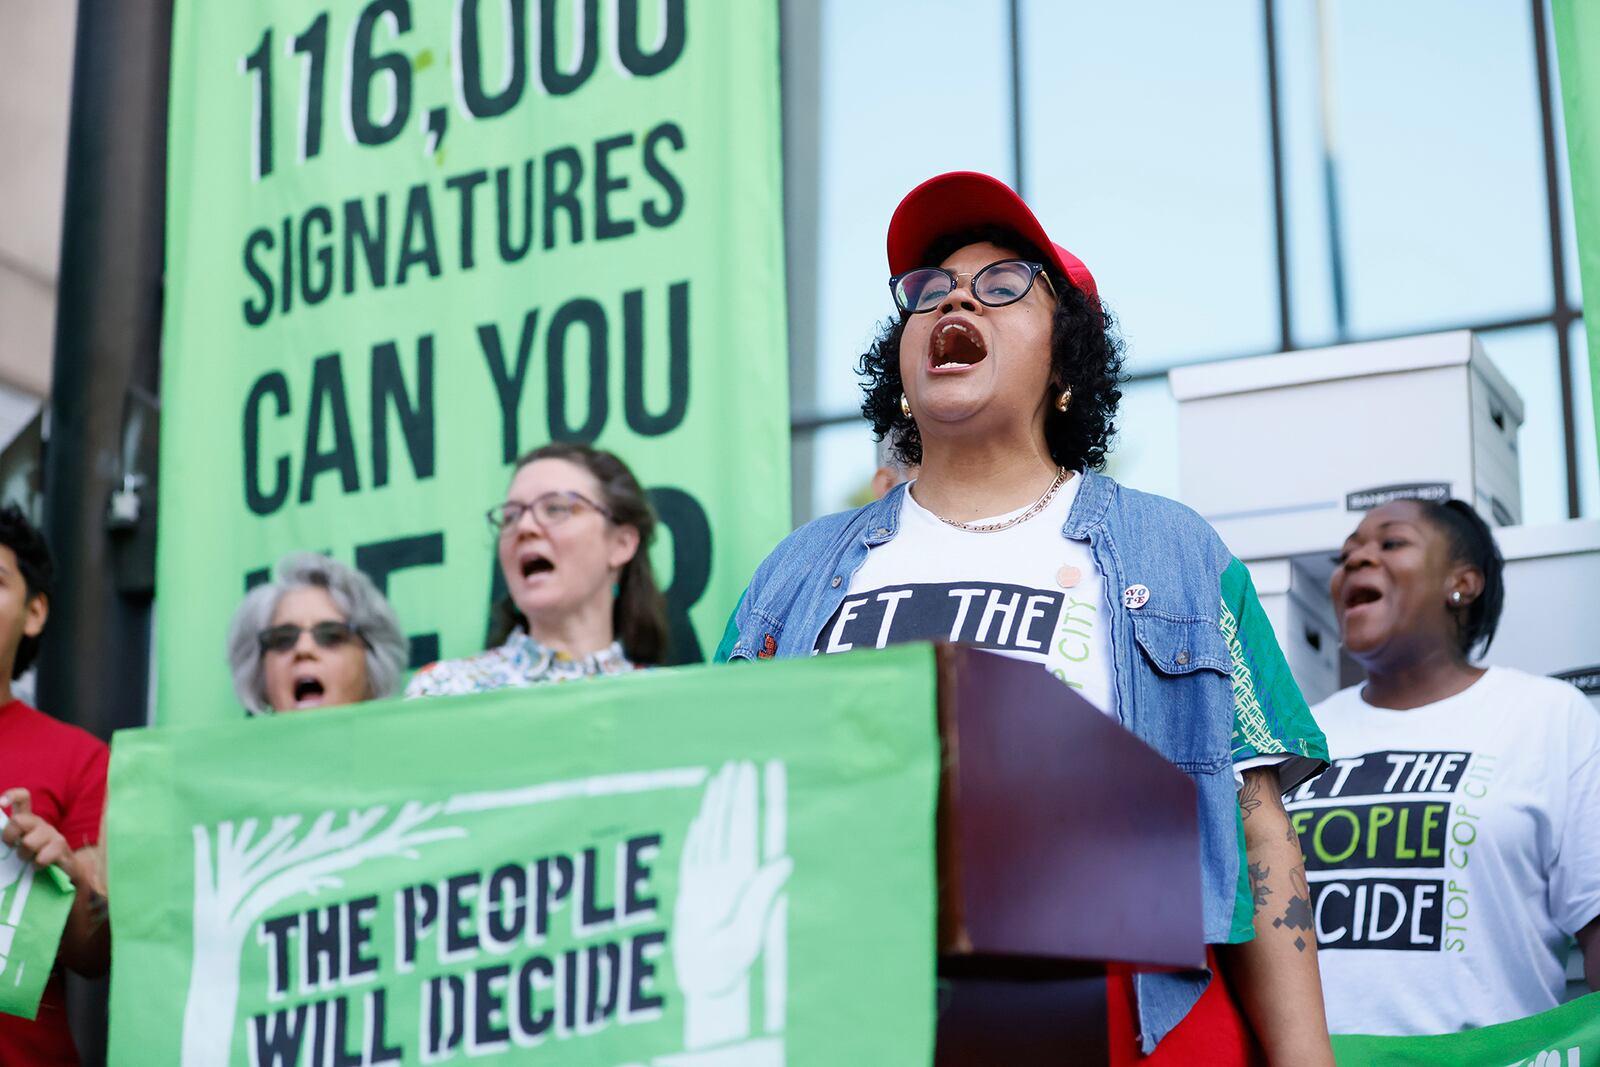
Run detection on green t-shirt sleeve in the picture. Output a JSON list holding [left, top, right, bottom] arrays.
[[1220, 556, 1331, 943], [1220, 557, 1329, 786], [712, 587, 749, 662], [1229, 811, 1256, 943]]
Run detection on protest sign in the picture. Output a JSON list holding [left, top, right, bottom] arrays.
[[157, 0, 791, 725], [106, 645, 939, 1065], [1554, 0, 1600, 466], [1332, 991, 1600, 1066], [0, 812, 75, 1021]]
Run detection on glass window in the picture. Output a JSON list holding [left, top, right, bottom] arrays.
[[1307, 1, 1550, 337], [1273, 0, 1338, 349], [794, 420, 884, 525], [0, 384, 40, 453], [1019, 0, 1279, 371], [809, 0, 1012, 419], [1102, 374, 1182, 500], [786, 0, 1590, 537]]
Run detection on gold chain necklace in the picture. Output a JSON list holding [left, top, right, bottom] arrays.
[[932, 467, 1069, 533]]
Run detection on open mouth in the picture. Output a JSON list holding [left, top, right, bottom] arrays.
[[928, 317, 988, 371], [1342, 586, 1382, 611], [520, 554, 555, 579], [292, 676, 326, 706]]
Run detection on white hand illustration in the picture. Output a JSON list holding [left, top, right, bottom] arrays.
[[0, 816, 35, 976], [672, 761, 792, 1051]]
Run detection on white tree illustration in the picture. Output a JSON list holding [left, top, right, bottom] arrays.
[[180, 802, 463, 1066]]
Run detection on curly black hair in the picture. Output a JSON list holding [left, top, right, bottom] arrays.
[[0, 504, 52, 679], [858, 224, 1126, 470]]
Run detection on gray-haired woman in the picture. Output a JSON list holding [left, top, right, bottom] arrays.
[[226, 552, 408, 714]]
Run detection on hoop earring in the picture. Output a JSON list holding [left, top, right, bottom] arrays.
[[1055, 386, 1073, 413], [900, 393, 912, 419]]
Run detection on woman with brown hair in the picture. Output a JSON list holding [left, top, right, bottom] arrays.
[[406, 442, 668, 696]]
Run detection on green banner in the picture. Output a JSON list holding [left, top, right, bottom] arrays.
[[1554, 0, 1600, 468], [0, 813, 74, 1020], [106, 646, 938, 1065], [1332, 991, 1600, 1066], [157, 0, 791, 724]]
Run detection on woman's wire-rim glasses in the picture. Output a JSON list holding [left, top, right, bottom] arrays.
[[888, 258, 1057, 315], [487, 490, 614, 533]]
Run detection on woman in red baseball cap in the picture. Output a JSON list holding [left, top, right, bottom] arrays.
[[720, 171, 1332, 1063]]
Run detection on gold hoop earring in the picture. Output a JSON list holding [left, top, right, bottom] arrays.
[[900, 393, 912, 419], [1055, 386, 1073, 413]]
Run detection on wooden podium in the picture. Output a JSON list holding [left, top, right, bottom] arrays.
[[932, 645, 1206, 1064]]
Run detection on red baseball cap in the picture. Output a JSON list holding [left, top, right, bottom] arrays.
[[886, 171, 1098, 303]]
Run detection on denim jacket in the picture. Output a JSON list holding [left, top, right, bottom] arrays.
[[723, 470, 1253, 1052]]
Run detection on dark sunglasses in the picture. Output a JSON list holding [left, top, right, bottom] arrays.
[[889, 258, 1057, 315], [258, 621, 364, 654]]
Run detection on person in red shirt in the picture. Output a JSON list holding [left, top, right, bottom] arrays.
[[0, 505, 110, 1065]]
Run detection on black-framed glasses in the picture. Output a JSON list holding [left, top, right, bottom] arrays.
[[889, 258, 1057, 315], [258, 621, 364, 654], [487, 490, 613, 533]]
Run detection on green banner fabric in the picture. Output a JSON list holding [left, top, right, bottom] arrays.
[[1332, 992, 1600, 1066], [106, 646, 939, 1065], [157, 1, 791, 724], [0, 813, 75, 1020], [1554, 0, 1600, 468]]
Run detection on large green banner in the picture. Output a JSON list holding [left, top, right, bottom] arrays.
[[106, 647, 938, 1064], [157, 1, 790, 724], [1332, 991, 1600, 1066], [1554, 0, 1600, 467], [0, 813, 74, 1020]]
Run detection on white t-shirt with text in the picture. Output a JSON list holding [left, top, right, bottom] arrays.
[[1288, 668, 1600, 1035], [815, 474, 1116, 716]]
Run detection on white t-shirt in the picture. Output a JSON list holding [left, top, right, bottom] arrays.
[[815, 474, 1116, 714], [1287, 667, 1600, 1035]]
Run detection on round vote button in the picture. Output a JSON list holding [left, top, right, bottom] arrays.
[[1122, 584, 1150, 609]]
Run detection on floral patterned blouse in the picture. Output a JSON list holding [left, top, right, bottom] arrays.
[[403, 628, 635, 698]]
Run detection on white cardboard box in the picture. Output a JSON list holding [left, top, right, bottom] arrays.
[[1485, 519, 1600, 712], [1170, 331, 1524, 561], [1245, 552, 1359, 708], [1244, 557, 1292, 650]]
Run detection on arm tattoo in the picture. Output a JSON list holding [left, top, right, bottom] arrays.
[[1285, 822, 1305, 862], [1239, 773, 1265, 821], [1248, 861, 1272, 911], [87, 891, 109, 931], [1271, 864, 1314, 952]]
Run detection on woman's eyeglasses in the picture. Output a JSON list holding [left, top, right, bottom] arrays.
[[889, 258, 1056, 315], [487, 490, 612, 533], [258, 621, 364, 653]]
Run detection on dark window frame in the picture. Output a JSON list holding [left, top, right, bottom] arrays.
[[789, 0, 1587, 519]]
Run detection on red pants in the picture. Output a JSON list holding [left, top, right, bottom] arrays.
[[1106, 949, 1265, 1065]]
